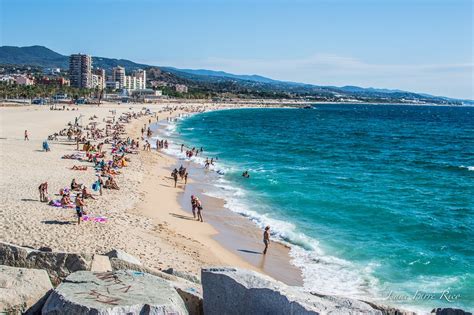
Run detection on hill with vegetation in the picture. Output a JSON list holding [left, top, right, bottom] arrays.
[[0, 45, 471, 104]]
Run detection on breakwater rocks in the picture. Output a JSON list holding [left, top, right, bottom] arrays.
[[0, 242, 471, 314]]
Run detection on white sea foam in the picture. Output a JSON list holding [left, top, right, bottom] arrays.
[[460, 165, 474, 171], [156, 116, 431, 312]]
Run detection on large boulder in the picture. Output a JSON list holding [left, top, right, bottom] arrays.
[[0, 265, 53, 314], [42, 270, 188, 315], [105, 249, 141, 265], [201, 267, 382, 315], [0, 242, 92, 285], [109, 258, 203, 315], [163, 267, 201, 284]]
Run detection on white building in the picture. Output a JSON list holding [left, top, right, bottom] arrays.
[[106, 81, 120, 90], [132, 69, 147, 89], [0, 75, 15, 84]]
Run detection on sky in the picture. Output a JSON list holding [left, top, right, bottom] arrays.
[[0, 0, 473, 99]]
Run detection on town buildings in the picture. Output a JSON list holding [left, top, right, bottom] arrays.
[[175, 84, 188, 93], [92, 68, 106, 90], [110, 66, 146, 91], [69, 54, 92, 88], [112, 66, 125, 88], [14, 75, 35, 86], [37, 76, 70, 87]]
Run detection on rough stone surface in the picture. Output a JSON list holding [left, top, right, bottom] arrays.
[[163, 268, 201, 284], [110, 258, 203, 315], [173, 281, 203, 315], [364, 300, 416, 315], [90, 254, 112, 273], [202, 267, 382, 315], [0, 242, 93, 285], [431, 308, 472, 315], [0, 265, 53, 314], [105, 249, 142, 265], [109, 258, 176, 281], [42, 270, 189, 315]]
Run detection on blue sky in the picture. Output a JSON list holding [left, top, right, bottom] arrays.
[[1, 0, 472, 99]]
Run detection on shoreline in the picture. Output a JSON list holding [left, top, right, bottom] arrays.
[[1, 102, 465, 314], [132, 105, 303, 284], [0, 101, 301, 285], [150, 106, 469, 315]]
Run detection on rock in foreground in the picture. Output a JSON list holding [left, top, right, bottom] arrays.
[[202, 267, 382, 315], [0, 265, 53, 314], [105, 249, 142, 265], [0, 241, 92, 285], [42, 270, 188, 315]]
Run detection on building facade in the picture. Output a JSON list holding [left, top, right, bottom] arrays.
[[38, 76, 70, 86], [15, 75, 35, 86], [94, 68, 106, 90], [112, 66, 125, 88], [133, 69, 147, 89], [175, 84, 188, 93], [69, 54, 92, 88]]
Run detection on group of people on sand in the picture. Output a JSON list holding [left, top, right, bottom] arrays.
[[36, 110, 151, 225], [171, 166, 189, 188]]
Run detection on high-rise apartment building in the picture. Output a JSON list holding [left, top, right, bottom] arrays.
[[112, 66, 126, 88], [69, 54, 92, 88]]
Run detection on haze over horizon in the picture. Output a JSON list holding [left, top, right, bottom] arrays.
[[1, 0, 472, 99]]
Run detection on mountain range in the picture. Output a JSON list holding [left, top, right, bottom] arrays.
[[0, 45, 471, 105]]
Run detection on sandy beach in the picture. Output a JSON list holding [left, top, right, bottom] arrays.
[[0, 101, 301, 284]]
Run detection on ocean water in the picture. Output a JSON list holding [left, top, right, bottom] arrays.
[[165, 104, 473, 312]]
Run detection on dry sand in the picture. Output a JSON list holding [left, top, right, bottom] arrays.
[[0, 101, 301, 283]]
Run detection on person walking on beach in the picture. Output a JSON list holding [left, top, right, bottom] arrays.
[[24, 130, 29, 141], [172, 171, 178, 188], [196, 197, 203, 222], [184, 172, 188, 185], [263, 226, 270, 254]]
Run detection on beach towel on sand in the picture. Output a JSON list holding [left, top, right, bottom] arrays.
[[49, 200, 74, 208], [82, 215, 108, 223]]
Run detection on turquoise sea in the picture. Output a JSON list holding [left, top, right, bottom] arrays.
[[164, 104, 473, 312]]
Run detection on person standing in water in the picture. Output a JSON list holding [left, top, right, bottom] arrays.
[[263, 226, 270, 254], [190, 195, 197, 219]]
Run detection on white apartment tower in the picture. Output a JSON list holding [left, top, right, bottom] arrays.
[[133, 69, 147, 89]]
